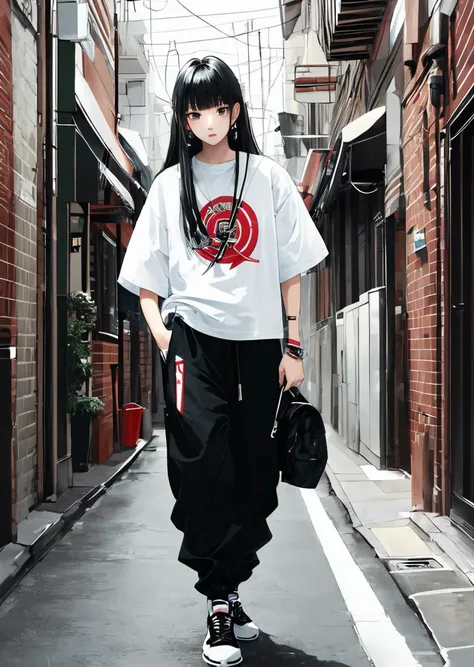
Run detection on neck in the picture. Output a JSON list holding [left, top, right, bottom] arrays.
[[197, 138, 236, 165]]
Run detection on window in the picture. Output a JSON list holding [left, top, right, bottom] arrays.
[[126, 80, 146, 107], [91, 231, 118, 336], [390, 0, 405, 51]]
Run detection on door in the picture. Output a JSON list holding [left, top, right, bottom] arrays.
[[450, 105, 474, 536]]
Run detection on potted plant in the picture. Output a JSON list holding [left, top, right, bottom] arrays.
[[67, 291, 104, 472]]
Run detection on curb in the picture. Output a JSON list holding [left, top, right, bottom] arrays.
[[0, 438, 151, 605], [325, 464, 362, 529], [324, 464, 474, 666]]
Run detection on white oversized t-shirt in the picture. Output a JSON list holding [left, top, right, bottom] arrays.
[[118, 153, 328, 341]]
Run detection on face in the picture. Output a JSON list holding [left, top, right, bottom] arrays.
[[185, 103, 240, 146]]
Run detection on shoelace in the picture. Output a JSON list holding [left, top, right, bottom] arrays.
[[231, 600, 252, 624], [208, 613, 235, 645]]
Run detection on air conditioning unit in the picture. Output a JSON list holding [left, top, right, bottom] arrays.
[[58, 0, 89, 42]]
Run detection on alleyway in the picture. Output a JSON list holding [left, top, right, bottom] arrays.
[[0, 434, 442, 667]]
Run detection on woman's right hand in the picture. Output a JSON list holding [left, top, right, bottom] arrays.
[[155, 329, 172, 354]]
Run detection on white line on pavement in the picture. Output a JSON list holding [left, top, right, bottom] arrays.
[[301, 488, 422, 667]]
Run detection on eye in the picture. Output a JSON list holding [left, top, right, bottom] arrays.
[[217, 107, 230, 116], [187, 112, 201, 121]]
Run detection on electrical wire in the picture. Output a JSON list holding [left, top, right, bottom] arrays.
[[165, 41, 181, 101], [141, 13, 279, 31], [175, 0, 254, 47], [147, 8, 285, 49], [143, 0, 168, 12], [264, 58, 284, 114], [152, 55, 284, 80], [147, 31, 285, 49], [141, 4, 279, 18], [148, 2, 171, 124]]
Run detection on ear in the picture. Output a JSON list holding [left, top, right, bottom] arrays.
[[231, 103, 241, 126]]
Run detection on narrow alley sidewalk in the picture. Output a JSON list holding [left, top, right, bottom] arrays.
[[0, 432, 441, 667], [325, 424, 474, 666]]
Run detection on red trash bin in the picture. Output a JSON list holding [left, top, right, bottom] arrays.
[[121, 402, 144, 447]]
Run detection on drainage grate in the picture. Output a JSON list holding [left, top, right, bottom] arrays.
[[385, 558, 443, 572]]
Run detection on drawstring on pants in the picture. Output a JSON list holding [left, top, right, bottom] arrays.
[[236, 342, 243, 402]]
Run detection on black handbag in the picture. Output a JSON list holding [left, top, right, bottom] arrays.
[[271, 387, 328, 489]]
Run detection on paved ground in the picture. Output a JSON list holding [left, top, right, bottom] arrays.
[[0, 438, 443, 667]]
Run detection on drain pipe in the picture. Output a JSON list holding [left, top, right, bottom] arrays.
[[429, 60, 445, 514], [43, 0, 57, 496]]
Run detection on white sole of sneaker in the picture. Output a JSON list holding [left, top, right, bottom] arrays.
[[234, 625, 259, 642], [202, 631, 243, 666], [202, 651, 243, 666]]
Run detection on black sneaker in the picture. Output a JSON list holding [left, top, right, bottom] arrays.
[[229, 598, 259, 642], [202, 603, 242, 666]]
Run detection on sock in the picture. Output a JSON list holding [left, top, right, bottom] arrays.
[[208, 598, 229, 616], [228, 591, 240, 604]]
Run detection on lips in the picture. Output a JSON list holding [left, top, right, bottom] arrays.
[[209, 133, 216, 138]]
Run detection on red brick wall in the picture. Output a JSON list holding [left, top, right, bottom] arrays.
[[123, 328, 131, 405], [402, 3, 474, 512], [139, 330, 152, 409], [403, 21, 444, 511], [451, 0, 474, 116], [91, 341, 118, 463], [0, 0, 17, 536]]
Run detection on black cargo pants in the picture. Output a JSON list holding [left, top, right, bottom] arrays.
[[162, 316, 281, 598]]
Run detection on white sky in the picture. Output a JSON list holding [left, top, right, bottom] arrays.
[[117, 0, 285, 155]]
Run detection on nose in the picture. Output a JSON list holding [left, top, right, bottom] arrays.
[[206, 114, 214, 129]]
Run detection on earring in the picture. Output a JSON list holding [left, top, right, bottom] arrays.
[[186, 130, 193, 147], [230, 124, 238, 141]]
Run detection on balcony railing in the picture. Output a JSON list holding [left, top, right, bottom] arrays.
[[319, 0, 388, 61]]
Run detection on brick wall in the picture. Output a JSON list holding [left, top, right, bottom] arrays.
[[11, 10, 38, 522], [123, 328, 131, 405], [0, 0, 16, 537], [402, 3, 474, 513], [92, 340, 118, 463], [139, 329, 152, 409], [403, 20, 444, 511], [451, 0, 474, 116]]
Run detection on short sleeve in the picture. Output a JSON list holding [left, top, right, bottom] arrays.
[[273, 165, 328, 283], [118, 178, 170, 298]]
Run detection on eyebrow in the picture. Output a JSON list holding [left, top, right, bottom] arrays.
[[186, 104, 229, 113]]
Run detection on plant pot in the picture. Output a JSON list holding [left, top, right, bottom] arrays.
[[71, 412, 93, 473]]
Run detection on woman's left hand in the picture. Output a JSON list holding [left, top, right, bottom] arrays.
[[279, 353, 304, 391]]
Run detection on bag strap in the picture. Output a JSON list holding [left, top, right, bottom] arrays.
[[270, 386, 296, 439]]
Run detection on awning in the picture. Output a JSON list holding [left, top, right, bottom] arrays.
[[118, 127, 148, 166], [75, 70, 132, 174], [315, 106, 386, 216], [99, 163, 135, 211], [341, 106, 385, 144], [298, 149, 328, 210], [74, 115, 140, 212], [118, 127, 153, 192]]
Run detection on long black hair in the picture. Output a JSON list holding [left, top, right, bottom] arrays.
[[160, 56, 261, 249]]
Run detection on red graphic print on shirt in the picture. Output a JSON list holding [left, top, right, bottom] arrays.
[[197, 196, 259, 269]]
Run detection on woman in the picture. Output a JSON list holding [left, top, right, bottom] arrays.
[[118, 56, 328, 666]]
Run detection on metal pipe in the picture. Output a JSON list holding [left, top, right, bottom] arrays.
[[434, 109, 443, 514]]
